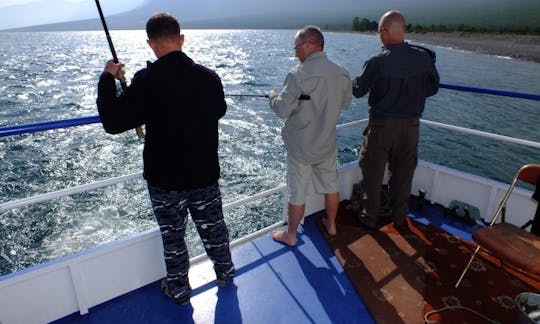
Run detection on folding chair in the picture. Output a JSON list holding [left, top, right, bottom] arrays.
[[455, 164, 540, 288]]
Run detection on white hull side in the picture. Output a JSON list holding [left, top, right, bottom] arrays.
[[0, 160, 536, 324]]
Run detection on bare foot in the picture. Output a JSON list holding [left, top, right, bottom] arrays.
[[272, 230, 297, 247], [321, 217, 337, 236]]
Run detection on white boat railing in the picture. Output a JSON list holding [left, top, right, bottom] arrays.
[[2, 115, 538, 269], [2, 80, 539, 216], [420, 119, 540, 149], [336, 118, 540, 149], [0, 172, 142, 213], [1, 117, 538, 215]]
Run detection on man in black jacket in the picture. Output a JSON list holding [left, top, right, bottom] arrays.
[[352, 10, 439, 229], [97, 13, 234, 305]]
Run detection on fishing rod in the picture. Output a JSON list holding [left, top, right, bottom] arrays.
[[228, 94, 311, 100], [228, 94, 269, 98], [94, 0, 144, 140], [0, 93, 311, 137]]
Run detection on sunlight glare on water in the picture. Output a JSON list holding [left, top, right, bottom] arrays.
[[0, 30, 539, 275]]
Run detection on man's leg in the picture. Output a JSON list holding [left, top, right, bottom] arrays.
[[189, 183, 235, 285], [273, 153, 309, 246], [272, 203, 305, 247], [358, 120, 391, 228], [312, 154, 340, 235], [388, 118, 419, 227], [323, 192, 339, 235], [148, 185, 192, 304]]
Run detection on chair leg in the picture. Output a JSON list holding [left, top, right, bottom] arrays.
[[455, 245, 481, 288]]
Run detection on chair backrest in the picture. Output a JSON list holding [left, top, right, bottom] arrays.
[[517, 164, 540, 186], [487, 164, 540, 227]]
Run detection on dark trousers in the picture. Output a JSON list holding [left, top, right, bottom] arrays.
[[148, 182, 235, 300], [359, 117, 419, 224]]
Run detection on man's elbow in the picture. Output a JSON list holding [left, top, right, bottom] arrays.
[[274, 109, 289, 119], [98, 113, 128, 134], [101, 122, 125, 135], [426, 84, 440, 97]]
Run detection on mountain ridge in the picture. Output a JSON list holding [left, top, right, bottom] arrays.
[[3, 0, 539, 32]]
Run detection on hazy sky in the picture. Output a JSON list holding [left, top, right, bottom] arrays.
[[0, 0, 146, 30], [0, 0, 374, 30], [0, 0, 415, 30], [0, 0, 529, 31]]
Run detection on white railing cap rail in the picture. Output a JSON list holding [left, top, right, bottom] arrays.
[[2, 118, 539, 214]]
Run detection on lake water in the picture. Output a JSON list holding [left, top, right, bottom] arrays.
[[1, 30, 539, 276]]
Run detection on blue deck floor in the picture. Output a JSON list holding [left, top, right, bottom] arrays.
[[54, 200, 480, 324], [54, 209, 375, 324]]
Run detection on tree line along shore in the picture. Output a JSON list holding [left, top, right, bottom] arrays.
[[351, 17, 540, 34]]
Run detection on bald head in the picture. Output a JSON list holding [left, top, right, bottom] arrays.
[[378, 10, 406, 45], [294, 25, 324, 63], [295, 25, 324, 48]]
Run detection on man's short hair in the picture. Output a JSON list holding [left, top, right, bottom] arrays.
[[146, 13, 181, 40], [297, 25, 324, 48]]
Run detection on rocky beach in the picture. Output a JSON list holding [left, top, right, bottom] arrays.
[[405, 32, 540, 63]]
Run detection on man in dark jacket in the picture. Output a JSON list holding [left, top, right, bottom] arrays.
[[352, 10, 440, 229], [97, 12, 234, 305]]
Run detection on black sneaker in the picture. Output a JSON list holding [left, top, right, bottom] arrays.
[[393, 215, 406, 229], [356, 212, 376, 230], [161, 279, 191, 305]]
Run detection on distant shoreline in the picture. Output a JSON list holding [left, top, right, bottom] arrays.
[[350, 31, 540, 64], [3, 27, 540, 63], [406, 32, 540, 64]]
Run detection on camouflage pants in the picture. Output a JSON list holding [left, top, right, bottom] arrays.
[[148, 182, 235, 300]]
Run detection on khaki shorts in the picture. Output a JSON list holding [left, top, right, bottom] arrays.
[[287, 153, 339, 205]]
